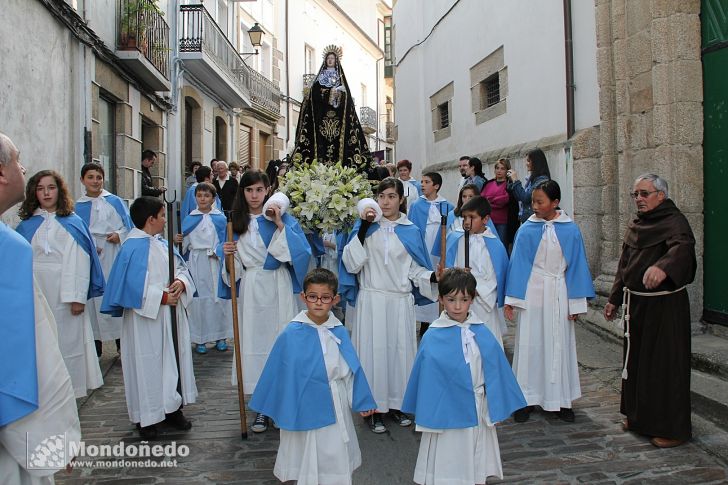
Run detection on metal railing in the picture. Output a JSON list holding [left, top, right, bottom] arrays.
[[117, 0, 170, 79], [179, 4, 280, 114], [360, 106, 377, 132]]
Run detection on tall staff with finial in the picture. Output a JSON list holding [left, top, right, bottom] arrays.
[[225, 211, 248, 440], [438, 202, 448, 312], [163, 190, 183, 399]]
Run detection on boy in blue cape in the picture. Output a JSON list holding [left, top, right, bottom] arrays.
[[174, 182, 232, 354], [101, 196, 198, 440], [180, 165, 222, 223], [402, 268, 526, 484], [250, 268, 376, 484], [407, 171, 454, 337], [434, 196, 509, 346]]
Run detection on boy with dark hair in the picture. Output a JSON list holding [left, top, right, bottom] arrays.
[[181, 166, 222, 223], [402, 268, 525, 484], [435, 195, 509, 346], [250, 268, 376, 484], [175, 182, 231, 354], [407, 171, 454, 336], [101, 196, 198, 439]]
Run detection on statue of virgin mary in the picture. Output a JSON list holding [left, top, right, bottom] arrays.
[[291, 45, 373, 173]]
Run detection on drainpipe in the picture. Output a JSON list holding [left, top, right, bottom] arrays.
[[563, 0, 575, 139], [285, 0, 290, 148], [376, 57, 381, 151]]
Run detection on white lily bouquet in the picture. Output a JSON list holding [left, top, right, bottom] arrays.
[[279, 160, 373, 233]]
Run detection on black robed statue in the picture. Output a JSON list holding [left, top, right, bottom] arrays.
[[292, 45, 373, 174]]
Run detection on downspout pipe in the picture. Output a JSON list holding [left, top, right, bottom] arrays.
[[563, 0, 575, 139], [285, 0, 291, 148]]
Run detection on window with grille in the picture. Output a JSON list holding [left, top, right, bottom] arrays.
[[438, 103, 449, 129], [481, 74, 500, 109]]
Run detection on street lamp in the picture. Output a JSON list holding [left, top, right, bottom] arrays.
[[239, 23, 264, 57], [385, 97, 393, 112]]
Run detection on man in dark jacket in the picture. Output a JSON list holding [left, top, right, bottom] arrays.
[[605, 173, 696, 449], [213, 161, 238, 213], [141, 149, 166, 197]]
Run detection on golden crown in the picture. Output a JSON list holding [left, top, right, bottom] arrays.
[[322, 44, 343, 61]]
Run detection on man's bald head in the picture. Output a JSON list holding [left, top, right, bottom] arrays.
[[0, 133, 26, 215]]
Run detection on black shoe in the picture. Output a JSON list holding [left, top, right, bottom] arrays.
[[137, 423, 158, 440], [368, 413, 387, 434], [164, 409, 192, 430], [514, 406, 532, 423], [94, 340, 102, 357], [558, 408, 575, 422], [251, 413, 269, 433], [389, 409, 412, 427]]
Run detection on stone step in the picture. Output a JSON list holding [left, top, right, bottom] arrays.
[[692, 369, 728, 432]]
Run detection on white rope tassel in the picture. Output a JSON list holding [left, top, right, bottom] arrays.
[[619, 285, 687, 381]]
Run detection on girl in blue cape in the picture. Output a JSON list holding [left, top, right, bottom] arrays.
[[16, 170, 105, 399], [504, 180, 595, 423], [340, 177, 438, 433], [220, 170, 311, 433], [401, 268, 526, 485], [250, 269, 376, 485], [174, 182, 231, 354], [76, 163, 133, 356]]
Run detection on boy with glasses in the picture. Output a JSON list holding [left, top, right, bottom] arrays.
[[250, 268, 376, 484]]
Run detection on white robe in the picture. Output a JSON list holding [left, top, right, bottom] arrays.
[[0, 278, 81, 485], [30, 210, 103, 398], [120, 229, 198, 427], [416, 196, 448, 323], [342, 214, 437, 412], [413, 315, 503, 485], [274, 312, 363, 485], [78, 191, 128, 342], [506, 213, 587, 411], [401, 179, 420, 210], [183, 209, 232, 344], [452, 229, 506, 347], [225, 215, 298, 392], [320, 231, 338, 276]]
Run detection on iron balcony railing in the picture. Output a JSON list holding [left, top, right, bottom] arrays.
[[117, 0, 170, 79], [179, 4, 280, 114], [360, 106, 377, 133]]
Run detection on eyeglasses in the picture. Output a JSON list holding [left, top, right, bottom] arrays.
[[304, 294, 334, 304], [630, 190, 659, 199]]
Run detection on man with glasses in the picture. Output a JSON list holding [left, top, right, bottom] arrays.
[[604, 173, 696, 448]]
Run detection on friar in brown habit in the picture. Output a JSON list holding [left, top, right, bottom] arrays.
[[604, 173, 696, 449]]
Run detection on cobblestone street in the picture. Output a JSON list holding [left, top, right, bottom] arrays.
[[57, 323, 728, 484]]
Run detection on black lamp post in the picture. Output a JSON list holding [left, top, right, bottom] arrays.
[[240, 22, 264, 57]]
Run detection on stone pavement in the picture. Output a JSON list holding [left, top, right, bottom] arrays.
[[57, 322, 728, 484]]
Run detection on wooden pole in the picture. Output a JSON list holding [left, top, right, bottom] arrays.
[[438, 203, 447, 313], [227, 221, 248, 440], [464, 229, 470, 270]]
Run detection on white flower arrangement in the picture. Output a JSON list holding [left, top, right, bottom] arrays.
[[279, 160, 373, 233]]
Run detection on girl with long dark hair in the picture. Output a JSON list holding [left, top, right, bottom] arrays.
[[508, 148, 552, 222], [221, 169, 311, 433]]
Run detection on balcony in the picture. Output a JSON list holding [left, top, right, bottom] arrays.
[[179, 5, 280, 117], [385, 121, 395, 142], [360, 106, 377, 134], [116, 0, 171, 91], [302, 73, 315, 98]]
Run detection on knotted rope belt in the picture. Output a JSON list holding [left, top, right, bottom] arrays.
[[619, 285, 686, 380]]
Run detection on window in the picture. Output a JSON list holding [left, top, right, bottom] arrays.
[[470, 46, 507, 125], [430, 82, 453, 141], [481, 74, 500, 109], [438, 103, 449, 129], [361, 84, 368, 107], [304, 44, 315, 74], [96, 96, 116, 192], [383, 16, 393, 78]]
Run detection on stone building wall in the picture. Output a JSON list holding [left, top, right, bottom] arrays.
[[578, 0, 704, 331]]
